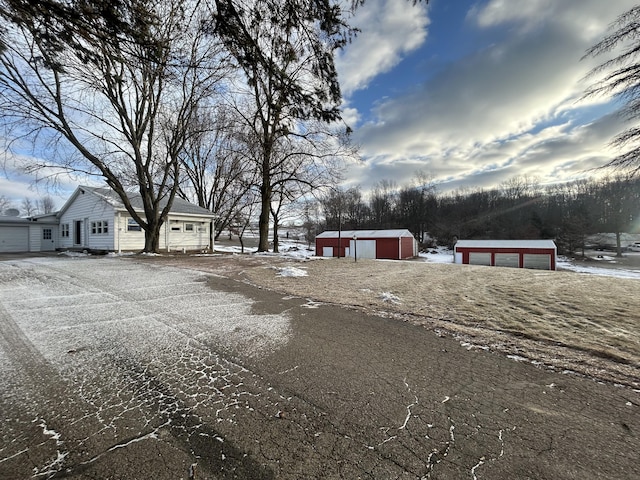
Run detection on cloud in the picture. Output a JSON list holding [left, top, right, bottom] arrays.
[[335, 0, 430, 96], [345, 0, 638, 194]]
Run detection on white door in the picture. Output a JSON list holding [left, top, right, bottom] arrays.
[[0, 226, 29, 252], [469, 252, 491, 266], [523, 253, 550, 270], [322, 246, 333, 257], [495, 253, 519, 268], [350, 239, 376, 259]]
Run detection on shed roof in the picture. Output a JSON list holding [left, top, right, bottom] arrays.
[[455, 240, 556, 249], [316, 229, 414, 239]]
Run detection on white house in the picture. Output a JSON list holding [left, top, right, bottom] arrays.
[[57, 186, 215, 252], [0, 186, 214, 253]]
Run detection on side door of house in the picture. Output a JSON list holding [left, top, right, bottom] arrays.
[[74, 220, 82, 246]]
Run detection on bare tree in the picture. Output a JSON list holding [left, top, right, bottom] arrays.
[[178, 106, 257, 240], [0, 194, 11, 213], [584, 5, 640, 175], [221, 0, 355, 252], [20, 197, 35, 215], [0, 0, 227, 251], [37, 194, 55, 214]]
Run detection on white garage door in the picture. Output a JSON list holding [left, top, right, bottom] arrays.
[[495, 253, 519, 268], [469, 252, 491, 266], [0, 226, 29, 253], [322, 246, 333, 257], [350, 239, 376, 259], [523, 253, 550, 270]]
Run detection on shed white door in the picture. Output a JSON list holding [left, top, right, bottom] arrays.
[[495, 253, 519, 268], [0, 226, 28, 252], [322, 246, 333, 257], [469, 252, 491, 266], [350, 239, 376, 259], [523, 253, 550, 270]]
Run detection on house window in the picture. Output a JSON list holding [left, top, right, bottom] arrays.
[[127, 218, 142, 232], [91, 220, 109, 235], [43, 228, 52, 240], [185, 223, 194, 232], [170, 222, 181, 232], [61, 224, 69, 237]]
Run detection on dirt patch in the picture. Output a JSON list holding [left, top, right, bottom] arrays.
[[153, 254, 640, 387]]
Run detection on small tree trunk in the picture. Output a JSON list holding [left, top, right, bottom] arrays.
[[258, 183, 271, 252], [272, 219, 279, 253]]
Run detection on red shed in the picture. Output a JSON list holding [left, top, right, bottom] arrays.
[[315, 229, 418, 260], [454, 240, 557, 270]]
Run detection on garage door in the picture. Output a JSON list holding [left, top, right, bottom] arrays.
[[350, 239, 376, 259], [322, 246, 333, 257], [0, 226, 29, 252], [523, 253, 550, 270], [495, 253, 519, 268], [469, 252, 491, 266]]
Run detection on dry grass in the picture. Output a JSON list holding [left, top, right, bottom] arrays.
[[242, 257, 640, 386]]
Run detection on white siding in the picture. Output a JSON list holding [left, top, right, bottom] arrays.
[[162, 216, 211, 251], [29, 225, 58, 252], [115, 213, 146, 251], [58, 191, 115, 250]]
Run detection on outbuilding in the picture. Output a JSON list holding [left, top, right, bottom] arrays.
[[454, 239, 557, 270], [0, 215, 59, 253], [315, 229, 418, 260]]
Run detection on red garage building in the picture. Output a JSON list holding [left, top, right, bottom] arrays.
[[454, 240, 557, 270], [316, 229, 418, 260]]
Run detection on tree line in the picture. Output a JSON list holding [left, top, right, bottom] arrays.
[[309, 174, 640, 256]]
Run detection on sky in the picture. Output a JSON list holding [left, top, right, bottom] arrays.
[[335, 0, 638, 193], [0, 0, 637, 210]]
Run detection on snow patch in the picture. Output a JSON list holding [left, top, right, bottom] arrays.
[[379, 292, 401, 304], [276, 267, 308, 277]]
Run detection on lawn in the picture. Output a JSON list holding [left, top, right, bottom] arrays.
[[244, 257, 640, 386]]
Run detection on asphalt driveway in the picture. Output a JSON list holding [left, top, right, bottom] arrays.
[[0, 255, 637, 479]]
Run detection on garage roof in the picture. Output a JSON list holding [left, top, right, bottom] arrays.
[[455, 240, 556, 249], [317, 229, 414, 239]]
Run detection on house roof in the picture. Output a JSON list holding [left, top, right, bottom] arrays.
[[59, 186, 214, 218], [455, 240, 556, 249], [316, 229, 415, 239]]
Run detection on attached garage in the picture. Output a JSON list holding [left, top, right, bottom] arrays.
[[0, 216, 59, 253], [315, 229, 418, 260], [454, 240, 557, 270]]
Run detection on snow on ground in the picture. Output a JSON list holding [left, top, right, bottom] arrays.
[[215, 242, 316, 260], [556, 256, 640, 280], [276, 266, 308, 277], [418, 246, 640, 280]]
